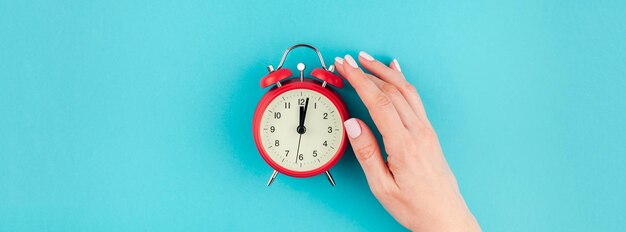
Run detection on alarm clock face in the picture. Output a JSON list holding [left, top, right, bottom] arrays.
[[259, 89, 344, 172]]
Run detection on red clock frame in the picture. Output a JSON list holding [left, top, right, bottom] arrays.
[[252, 78, 349, 178]]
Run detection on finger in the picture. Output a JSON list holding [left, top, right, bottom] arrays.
[[388, 58, 431, 127], [336, 54, 407, 138], [358, 52, 431, 127], [334, 57, 345, 74], [358, 51, 403, 81], [389, 58, 402, 72], [367, 75, 420, 130], [339, 58, 415, 153], [344, 118, 398, 194]]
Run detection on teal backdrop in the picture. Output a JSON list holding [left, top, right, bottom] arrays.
[[1, 0, 625, 231]]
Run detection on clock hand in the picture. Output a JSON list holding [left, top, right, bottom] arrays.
[[299, 106, 304, 128], [297, 98, 310, 134], [300, 97, 309, 126], [297, 106, 305, 134], [295, 134, 302, 163]]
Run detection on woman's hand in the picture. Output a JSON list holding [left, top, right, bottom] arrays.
[[335, 52, 481, 232]]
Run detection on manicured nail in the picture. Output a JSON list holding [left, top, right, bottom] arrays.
[[344, 118, 362, 139], [393, 59, 402, 72], [335, 57, 344, 64], [344, 55, 358, 68], [359, 51, 374, 61]]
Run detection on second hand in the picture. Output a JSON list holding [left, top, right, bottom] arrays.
[[295, 134, 302, 163]]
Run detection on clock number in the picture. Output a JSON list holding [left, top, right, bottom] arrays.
[[314, 102, 317, 109], [313, 150, 318, 157], [298, 98, 305, 106], [298, 154, 303, 161], [284, 102, 290, 109], [284, 150, 289, 157], [275, 140, 280, 146], [274, 112, 281, 119], [327, 127, 333, 133], [270, 126, 275, 133], [323, 140, 328, 147], [323, 112, 328, 119]]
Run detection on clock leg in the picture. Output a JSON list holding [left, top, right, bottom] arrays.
[[325, 171, 336, 186], [267, 170, 278, 186]]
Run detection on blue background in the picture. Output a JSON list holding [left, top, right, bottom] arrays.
[[1, 0, 625, 231]]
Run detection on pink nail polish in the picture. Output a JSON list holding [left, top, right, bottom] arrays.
[[359, 51, 374, 61], [344, 118, 362, 138], [393, 59, 402, 72], [335, 57, 344, 64], [344, 55, 358, 68]]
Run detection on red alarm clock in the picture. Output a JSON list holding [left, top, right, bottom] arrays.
[[253, 44, 349, 186]]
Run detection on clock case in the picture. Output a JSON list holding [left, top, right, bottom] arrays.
[[252, 44, 348, 186]]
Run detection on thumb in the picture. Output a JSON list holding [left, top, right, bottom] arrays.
[[344, 118, 396, 192]]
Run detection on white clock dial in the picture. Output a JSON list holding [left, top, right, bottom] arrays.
[[260, 89, 344, 172]]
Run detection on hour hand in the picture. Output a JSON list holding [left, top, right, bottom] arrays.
[[299, 106, 305, 126], [297, 105, 306, 134]]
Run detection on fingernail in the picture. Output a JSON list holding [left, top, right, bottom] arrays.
[[359, 51, 374, 61], [393, 59, 402, 72], [344, 118, 362, 139], [344, 55, 358, 68], [335, 57, 344, 64]]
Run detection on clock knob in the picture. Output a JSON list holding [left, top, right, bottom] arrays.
[[297, 62, 306, 82], [297, 63, 306, 71], [311, 68, 343, 88]]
